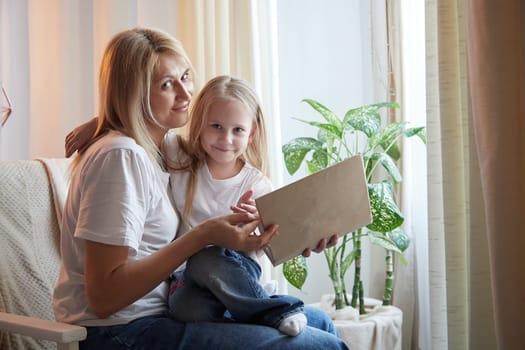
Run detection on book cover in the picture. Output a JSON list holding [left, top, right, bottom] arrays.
[[256, 155, 372, 266]]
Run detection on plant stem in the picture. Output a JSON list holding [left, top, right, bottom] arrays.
[[332, 262, 345, 310], [351, 232, 361, 308], [359, 280, 365, 314], [339, 235, 350, 306], [383, 250, 394, 305], [326, 247, 345, 310], [333, 278, 345, 310]]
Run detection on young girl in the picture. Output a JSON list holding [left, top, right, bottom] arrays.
[[164, 75, 307, 336]]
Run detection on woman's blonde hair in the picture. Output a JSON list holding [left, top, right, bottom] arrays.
[[177, 75, 270, 224], [75, 27, 193, 168]]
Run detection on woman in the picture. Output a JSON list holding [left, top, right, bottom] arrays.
[[54, 27, 348, 349]]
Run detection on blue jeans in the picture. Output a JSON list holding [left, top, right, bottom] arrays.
[[81, 306, 349, 349], [168, 246, 304, 327]]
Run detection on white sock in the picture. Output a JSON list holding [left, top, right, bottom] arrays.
[[278, 312, 307, 336]]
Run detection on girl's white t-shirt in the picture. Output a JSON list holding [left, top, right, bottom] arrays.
[[53, 132, 179, 326], [163, 130, 273, 238]]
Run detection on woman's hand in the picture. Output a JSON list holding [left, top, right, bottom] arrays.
[[301, 234, 339, 257], [65, 117, 98, 157], [194, 212, 277, 252]]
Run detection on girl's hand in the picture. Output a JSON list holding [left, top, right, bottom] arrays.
[[302, 234, 339, 257], [65, 117, 98, 157], [230, 190, 259, 217]]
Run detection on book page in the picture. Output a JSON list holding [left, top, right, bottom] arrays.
[[256, 155, 372, 266]]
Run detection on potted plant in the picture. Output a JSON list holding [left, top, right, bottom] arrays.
[[282, 99, 426, 313]]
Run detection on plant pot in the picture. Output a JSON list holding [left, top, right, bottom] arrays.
[[311, 295, 403, 350]]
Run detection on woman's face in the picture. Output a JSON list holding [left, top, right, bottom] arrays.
[[150, 53, 194, 132]]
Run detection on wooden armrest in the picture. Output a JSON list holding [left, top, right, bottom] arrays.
[[0, 311, 86, 344]]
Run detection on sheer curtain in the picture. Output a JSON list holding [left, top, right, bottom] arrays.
[[388, 0, 525, 349], [425, 1, 489, 348], [373, 2, 427, 349], [173, 0, 285, 290], [173, 0, 283, 185], [0, 0, 282, 176]]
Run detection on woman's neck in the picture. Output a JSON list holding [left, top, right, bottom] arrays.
[[147, 123, 167, 148]]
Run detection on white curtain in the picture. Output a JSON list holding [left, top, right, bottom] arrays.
[[172, 0, 283, 186], [379, 1, 503, 349], [0, 0, 284, 289], [369, 2, 428, 349], [172, 0, 284, 289], [424, 0, 525, 347], [0, 0, 282, 175]]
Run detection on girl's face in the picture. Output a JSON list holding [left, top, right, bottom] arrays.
[[149, 53, 194, 133], [201, 98, 255, 177]]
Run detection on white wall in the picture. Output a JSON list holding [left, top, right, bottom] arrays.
[[0, 0, 30, 160], [276, 0, 377, 304]]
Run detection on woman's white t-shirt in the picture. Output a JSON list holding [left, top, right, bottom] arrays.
[[53, 132, 179, 326]]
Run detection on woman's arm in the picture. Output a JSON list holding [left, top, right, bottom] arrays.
[[84, 212, 277, 318]]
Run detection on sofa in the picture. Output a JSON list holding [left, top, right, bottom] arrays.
[[0, 159, 86, 350]]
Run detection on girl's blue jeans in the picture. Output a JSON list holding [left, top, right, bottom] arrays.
[[168, 246, 303, 327]]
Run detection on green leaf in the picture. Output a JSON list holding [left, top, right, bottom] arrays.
[[341, 250, 357, 276], [283, 150, 309, 175], [294, 119, 343, 139], [388, 228, 410, 252], [324, 246, 338, 281], [386, 143, 401, 161], [345, 108, 381, 137], [317, 127, 336, 145], [302, 99, 343, 130], [368, 231, 408, 264], [368, 231, 403, 253], [404, 126, 427, 144], [344, 102, 399, 137], [282, 137, 323, 175], [367, 182, 404, 232], [369, 152, 402, 183], [283, 256, 308, 290], [369, 122, 406, 159], [306, 149, 328, 173], [397, 253, 409, 265]]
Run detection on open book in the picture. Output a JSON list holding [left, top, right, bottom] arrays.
[[256, 155, 372, 266]]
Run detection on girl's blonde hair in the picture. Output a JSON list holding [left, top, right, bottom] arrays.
[[74, 27, 193, 169], [177, 75, 270, 224]]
